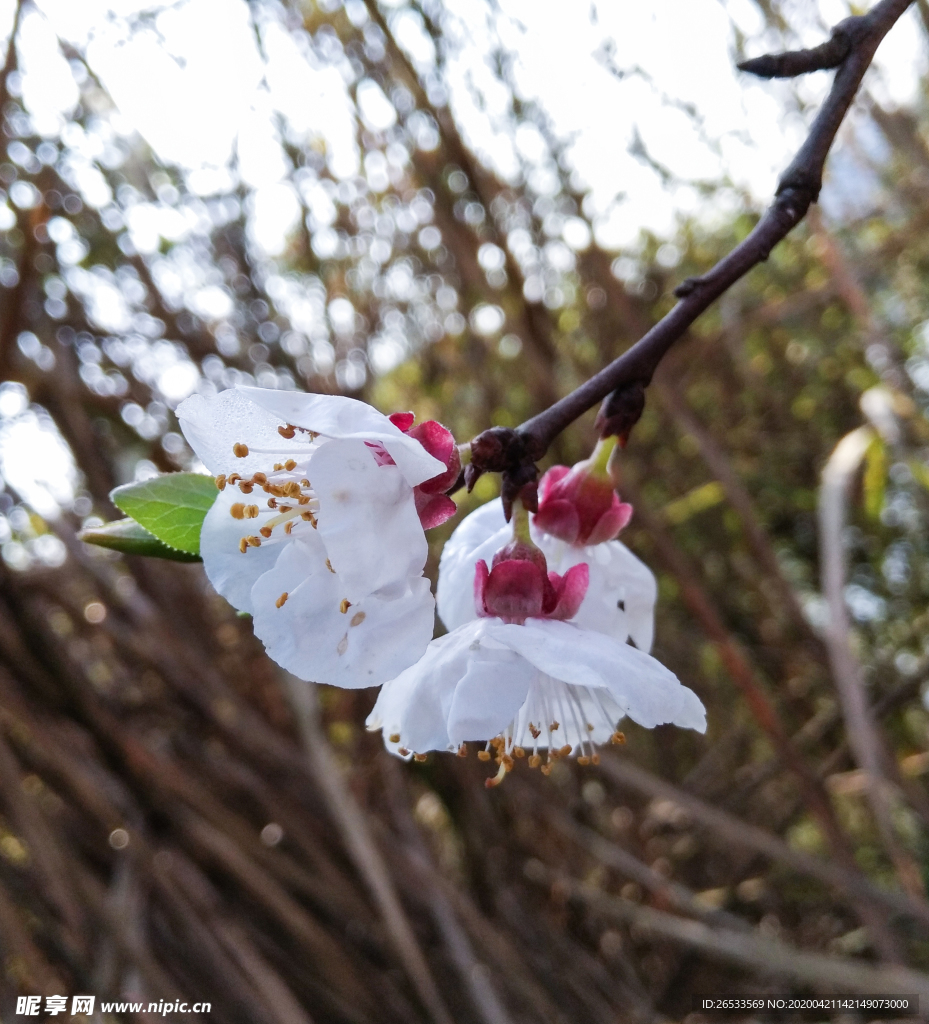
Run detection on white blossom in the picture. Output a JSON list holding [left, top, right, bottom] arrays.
[[178, 386, 445, 687]]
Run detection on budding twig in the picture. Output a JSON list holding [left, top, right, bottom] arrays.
[[465, 0, 915, 507]]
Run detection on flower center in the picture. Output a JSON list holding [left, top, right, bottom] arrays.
[[218, 426, 321, 553]]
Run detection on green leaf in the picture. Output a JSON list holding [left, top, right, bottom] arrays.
[[78, 517, 202, 562], [110, 473, 218, 555], [863, 435, 888, 521]]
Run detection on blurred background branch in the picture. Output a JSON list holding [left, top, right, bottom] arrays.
[[0, 0, 929, 1019]]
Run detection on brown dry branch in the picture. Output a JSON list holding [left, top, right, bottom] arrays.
[[819, 428, 925, 895], [465, 0, 916, 505]]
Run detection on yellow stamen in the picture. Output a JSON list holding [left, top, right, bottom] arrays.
[[260, 526, 273, 538], [514, 747, 526, 758], [610, 731, 626, 745], [413, 753, 427, 762], [239, 538, 248, 553], [276, 592, 288, 608], [278, 424, 296, 439], [233, 443, 249, 458], [284, 459, 297, 471], [284, 522, 293, 534], [339, 599, 352, 614], [216, 474, 227, 490], [252, 472, 267, 484], [577, 756, 591, 766], [230, 503, 246, 520], [528, 754, 542, 769], [246, 535, 261, 547], [477, 750, 491, 762], [484, 761, 507, 788], [389, 733, 400, 743], [245, 505, 259, 518], [397, 747, 410, 756], [325, 559, 335, 573], [239, 482, 253, 494]]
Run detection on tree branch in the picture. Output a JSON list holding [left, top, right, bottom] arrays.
[[465, 0, 915, 509], [819, 427, 926, 896]]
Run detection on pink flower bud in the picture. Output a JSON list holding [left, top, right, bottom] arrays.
[[534, 449, 633, 546]]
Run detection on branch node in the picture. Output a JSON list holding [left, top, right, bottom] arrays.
[[595, 380, 647, 446], [465, 427, 539, 520], [673, 277, 703, 299]]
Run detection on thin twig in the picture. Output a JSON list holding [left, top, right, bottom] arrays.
[[283, 675, 456, 1024], [818, 426, 925, 895], [524, 861, 929, 1000], [464, 0, 915, 501], [599, 755, 929, 929]]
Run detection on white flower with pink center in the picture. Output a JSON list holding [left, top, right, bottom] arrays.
[[178, 386, 457, 688], [368, 508, 705, 781]]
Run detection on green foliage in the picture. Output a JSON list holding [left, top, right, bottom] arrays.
[[78, 517, 201, 562], [863, 435, 888, 520], [109, 474, 217, 556]]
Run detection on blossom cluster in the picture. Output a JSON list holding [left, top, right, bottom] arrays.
[[177, 387, 705, 783]]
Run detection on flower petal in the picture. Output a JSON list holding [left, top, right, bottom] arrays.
[[489, 619, 706, 732], [415, 492, 458, 530], [239, 387, 444, 487], [436, 500, 510, 631], [251, 538, 436, 688], [177, 388, 313, 475], [310, 438, 428, 602], [446, 648, 535, 746], [543, 538, 657, 652], [367, 624, 482, 754], [198, 484, 290, 613]]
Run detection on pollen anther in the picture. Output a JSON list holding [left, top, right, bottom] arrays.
[[230, 503, 246, 519], [216, 474, 227, 490], [340, 599, 352, 614], [276, 592, 288, 608], [233, 443, 249, 458]]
